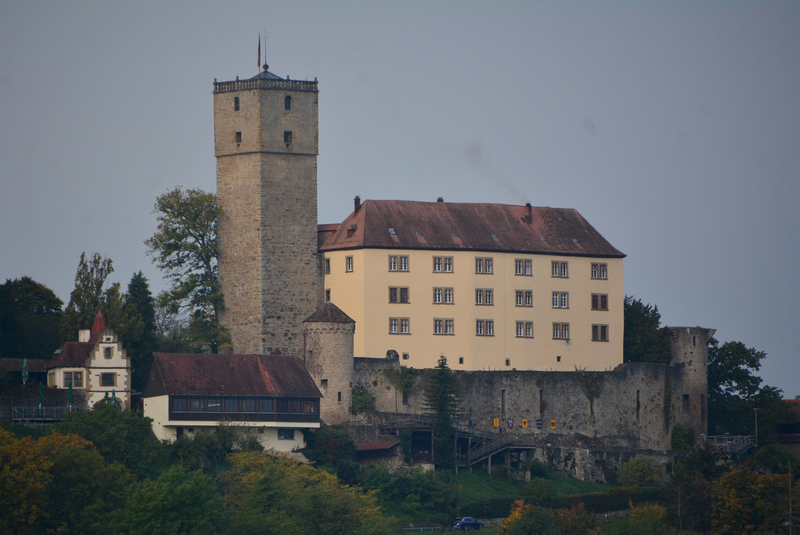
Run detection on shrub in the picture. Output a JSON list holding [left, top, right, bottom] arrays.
[[523, 477, 556, 502], [616, 456, 665, 487], [350, 384, 376, 414], [671, 424, 695, 452]]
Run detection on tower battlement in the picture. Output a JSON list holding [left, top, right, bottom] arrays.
[[213, 77, 318, 94]]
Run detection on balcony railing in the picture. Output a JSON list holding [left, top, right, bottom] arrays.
[[213, 78, 318, 94]]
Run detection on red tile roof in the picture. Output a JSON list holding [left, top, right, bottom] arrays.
[[144, 353, 322, 398], [304, 302, 354, 324], [91, 309, 106, 334], [319, 199, 624, 258], [48, 341, 94, 369]]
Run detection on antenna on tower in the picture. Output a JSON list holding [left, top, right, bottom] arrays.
[[264, 26, 269, 71]]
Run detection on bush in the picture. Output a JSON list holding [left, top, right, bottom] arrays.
[[524, 477, 556, 502], [616, 456, 665, 487], [671, 424, 695, 452], [350, 384, 376, 414]]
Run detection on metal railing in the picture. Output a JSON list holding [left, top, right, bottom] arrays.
[[12, 406, 86, 422], [703, 434, 757, 458]]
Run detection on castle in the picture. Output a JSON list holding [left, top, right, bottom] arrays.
[[212, 65, 709, 478]]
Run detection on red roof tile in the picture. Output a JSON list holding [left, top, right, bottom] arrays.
[[48, 341, 93, 369], [304, 302, 354, 324], [319, 199, 624, 258], [144, 353, 322, 398]]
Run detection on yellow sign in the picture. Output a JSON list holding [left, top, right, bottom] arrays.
[[550, 419, 556, 430], [522, 419, 528, 429], [493, 418, 499, 428]]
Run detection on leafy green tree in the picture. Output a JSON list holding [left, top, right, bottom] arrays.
[[707, 337, 788, 436], [602, 503, 676, 535], [350, 383, 377, 414], [301, 426, 360, 484], [59, 252, 114, 341], [623, 296, 671, 363], [359, 464, 458, 520], [222, 452, 395, 535], [616, 456, 665, 487], [145, 187, 227, 352], [709, 468, 786, 534], [109, 465, 225, 535], [501, 500, 561, 535], [668, 442, 725, 532], [422, 355, 461, 470], [0, 277, 63, 359], [55, 404, 168, 480], [670, 424, 695, 452], [170, 424, 262, 474], [123, 272, 158, 391]]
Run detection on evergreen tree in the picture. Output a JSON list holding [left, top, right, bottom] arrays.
[[422, 356, 461, 470], [123, 272, 157, 391]]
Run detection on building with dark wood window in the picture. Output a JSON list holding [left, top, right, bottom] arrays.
[[143, 353, 321, 451]]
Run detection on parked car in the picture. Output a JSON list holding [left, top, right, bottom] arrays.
[[451, 517, 484, 531]]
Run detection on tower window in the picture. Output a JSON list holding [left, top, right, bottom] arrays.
[[285, 95, 292, 110], [284, 131, 292, 144], [234, 97, 240, 111], [235, 132, 242, 144]]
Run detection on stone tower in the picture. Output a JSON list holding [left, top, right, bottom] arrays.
[[303, 302, 356, 424], [669, 326, 715, 439], [213, 68, 323, 356]]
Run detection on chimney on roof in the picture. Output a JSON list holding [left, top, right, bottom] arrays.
[[437, 197, 444, 203], [354, 196, 361, 213], [525, 203, 533, 225]]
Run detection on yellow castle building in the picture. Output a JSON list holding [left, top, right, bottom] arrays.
[[319, 197, 625, 371]]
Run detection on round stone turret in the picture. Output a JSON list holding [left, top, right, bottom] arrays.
[[303, 302, 355, 424]]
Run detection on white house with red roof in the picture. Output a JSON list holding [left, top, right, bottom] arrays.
[[142, 353, 322, 451], [46, 309, 132, 409]]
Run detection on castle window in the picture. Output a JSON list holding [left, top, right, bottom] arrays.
[[553, 323, 570, 340], [101, 373, 116, 387], [235, 131, 242, 144], [552, 261, 568, 278], [445, 319, 454, 334], [505, 359, 511, 366], [389, 287, 409, 303], [278, 429, 294, 440], [433, 256, 454, 273], [345, 256, 353, 272], [325, 258, 331, 274], [516, 322, 534, 338], [325, 289, 331, 301], [515, 259, 532, 276], [284, 131, 292, 144], [475, 289, 493, 305], [104, 347, 113, 359], [444, 257, 453, 272], [388, 255, 409, 272], [591, 294, 609, 311], [557, 356, 561, 362], [234, 97, 240, 111], [591, 263, 607, 280], [402, 353, 410, 360], [552, 292, 569, 308], [476, 320, 494, 336], [434, 318, 454, 335], [444, 288, 453, 304], [285, 95, 292, 110], [475, 257, 493, 274], [592, 324, 609, 342], [433, 287, 454, 304]]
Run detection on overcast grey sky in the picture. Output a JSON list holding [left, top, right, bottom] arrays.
[[1, 2, 798, 395]]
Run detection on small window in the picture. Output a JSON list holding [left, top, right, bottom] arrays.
[[104, 347, 113, 359], [505, 359, 511, 366], [278, 429, 295, 440], [516, 321, 534, 338], [553, 323, 570, 340], [592, 325, 609, 342], [173, 398, 188, 411], [402, 353, 410, 360], [552, 292, 569, 308], [552, 261, 568, 278], [64, 372, 73, 386], [234, 97, 240, 111], [101, 373, 115, 387], [284, 131, 292, 144], [235, 131, 242, 144], [325, 289, 331, 302], [591, 294, 609, 311], [458, 357, 464, 364], [325, 258, 331, 274], [476, 320, 494, 336], [557, 356, 561, 362], [591, 263, 608, 280], [346, 256, 353, 272], [285, 95, 291, 110], [73, 372, 82, 387], [475, 257, 493, 274], [389, 228, 396, 235]]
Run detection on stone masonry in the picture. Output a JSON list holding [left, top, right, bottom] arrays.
[[214, 74, 323, 356]]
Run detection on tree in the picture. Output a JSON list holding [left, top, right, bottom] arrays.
[[623, 296, 671, 363], [222, 452, 395, 534], [0, 277, 63, 359], [710, 468, 786, 534], [707, 337, 788, 436], [422, 356, 461, 470], [501, 500, 560, 535], [108, 465, 225, 535], [616, 456, 665, 487], [668, 442, 725, 532], [123, 272, 158, 391], [55, 404, 168, 480], [59, 252, 118, 341], [145, 187, 227, 352]]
